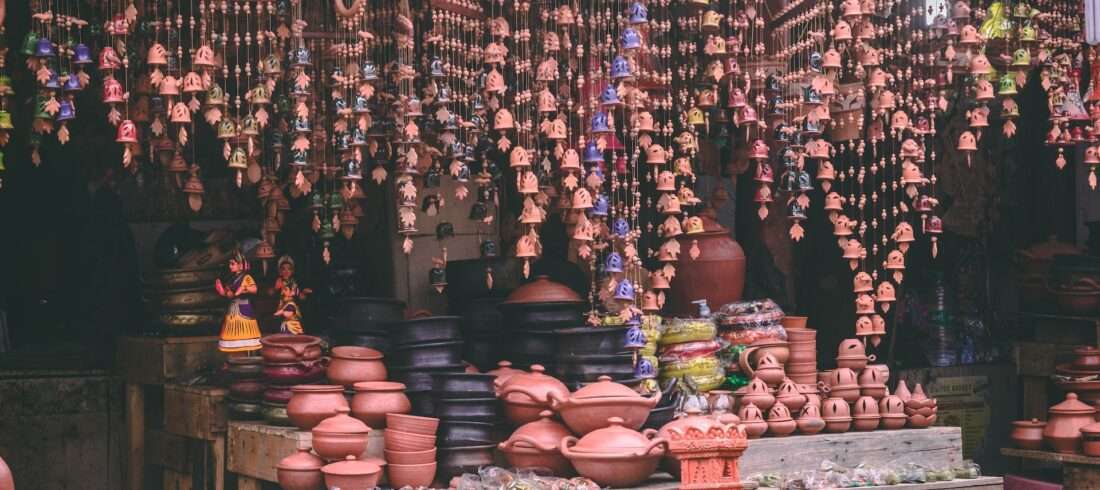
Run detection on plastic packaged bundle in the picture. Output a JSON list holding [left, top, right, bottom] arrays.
[[714, 299, 787, 347], [657, 317, 724, 391]]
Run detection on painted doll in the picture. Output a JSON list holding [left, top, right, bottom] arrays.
[[215, 250, 262, 352], [274, 285, 304, 334]]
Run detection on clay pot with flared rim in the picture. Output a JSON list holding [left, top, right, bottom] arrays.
[[786, 328, 817, 342], [327, 346, 387, 387], [1011, 419, 1046, 449], [666, 215, 746, 316], [288, 385, 351, 430], [311, 407, 371, 461], [383, 447, 437, 465], [385, 413, 439, 436], [387, 462, 436, 488], [1044, 393, 1097, 453], [497, 364, 570, 425], [350, 381, 410, 428], [781, 316, 808, 329], [499, 410, 575, 476], [276, 447, 325, 490], [261, 334, 323, 363]]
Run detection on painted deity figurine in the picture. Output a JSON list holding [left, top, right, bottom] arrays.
[[274, 285, 304, 334], [215, 250, 262, 352]]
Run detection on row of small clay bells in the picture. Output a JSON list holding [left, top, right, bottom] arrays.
[[819, 365, 889, 403], [737, 376, 821, 413]]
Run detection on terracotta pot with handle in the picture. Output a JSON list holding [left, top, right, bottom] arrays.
[[499, 410, 575, 476], [559, 417, 667, 487], [496, 364, 569, 425], [261, 334, 323, 363]]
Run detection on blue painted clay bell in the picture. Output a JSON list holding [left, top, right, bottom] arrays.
[[63, 73, 83, 92], [361, 60, 379, 80], [292, 46, 312, 67], [56, 99, 76, 122], [343, 158, 362, 180], [612, 217, 631, 237], [290, 149, 309, 168], [600, 85, 621, 106], [614, 279, 636, 301], [35, 37, 56, 58], [787, 199, 808, 220], [605, 252, 624, 273], [610, 56, 633, 80], [43, 70, 61, 90], [621, 28, 643, 50], [72, 43, 93, 65], [590, 111, 611, 133], [798, 170, 814, 192], [627, 2, 648, 24], [625, 324, 647, 349], [430, 57, 445, 78], [353, 95, 370, 114], [590, 193, 609, 217], [634, 357, 656, 379], [583, 140, 604, 163], [803, 86, 822, 105], [293, 116, 311, 133]]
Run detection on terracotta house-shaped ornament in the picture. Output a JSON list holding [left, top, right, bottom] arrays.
[[665, 413, 749, 490]]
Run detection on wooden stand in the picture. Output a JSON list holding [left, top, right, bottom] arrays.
[[117, 335, 225, 490], [227, 422, 384, 489], [1002, 447, 1100, 488]]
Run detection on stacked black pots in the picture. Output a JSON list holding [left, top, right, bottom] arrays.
[[430, 373, 501, 483], [497, 276, 586, 370], [142, 265, 227, 336], [454, 296, 506, 371], [554, 325, 637, 385], [226, 357, 265, 420], [388, 316, 467, 416], [327, 297, 406, 352]]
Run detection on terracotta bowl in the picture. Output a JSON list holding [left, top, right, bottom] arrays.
[[384, 448, 437, 465], [386, 413, 440, 436], [781, 316, 808, 330], [384, 429, 437, 452], [387, 462, 437, 488]]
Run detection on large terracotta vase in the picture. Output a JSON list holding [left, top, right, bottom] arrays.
[[667, 215, 745, 316]]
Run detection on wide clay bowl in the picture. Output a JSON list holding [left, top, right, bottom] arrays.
[[383, 447, 437, 465], [387, 462, 436, 488], [321, 457, 382, 490], [386, 413, 440, 436], [384, 429, 437, 452]]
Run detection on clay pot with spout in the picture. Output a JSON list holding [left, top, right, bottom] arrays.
[[261, 334, 323, 363], [559, 417, 668, 487], [499, 410, 575, 476], [1044, 393, 1097, 453], [351, 381, 410, 428], [548, 376, 659, 435], [288, 385, 350, 430], [496, 364, 570, 425], [738, 342, 791, 373]]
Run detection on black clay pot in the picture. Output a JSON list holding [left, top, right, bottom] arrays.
[[437, 444, 496, 481], [458, 297, 505, 336], [432, 397, 500, 423], [330, 296, 406, 332], [464, 337, 499, 372], [432, 373, 497, 399], [512, 330, 559, 360], [390, 363, 467, 392], [642, 403, 678, 430], [391, 316, 463, 346], [498, 302, 586, 331], [407, 390, 435, 417], [390, 340, 465, 367], [328, 328, 391, 352], [555, 353, 636, 381], [148, 308, 223, 336], [555, 325, 631, 356], [437, 421, 496, 447], [445, 258, 523, 305]]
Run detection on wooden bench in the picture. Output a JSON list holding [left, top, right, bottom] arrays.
[[227, 422, 384, 489], [1002, 447, 1100, 488]]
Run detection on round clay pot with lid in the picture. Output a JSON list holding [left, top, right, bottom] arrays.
[[559, 417, 668, 487], [311, 407, 372, 461], [1044, 393, 1097, 453], [276, 447, 325, 490], [737, 402, 768, 439], [488, 360, 524, 388], [499, 410, 575, 475], [1073, 346, 1100, 371], [766, 402, 797, 436], [797, 405, 826, 435], [327, 346, 387, 387], [496, 364, 570, 425], [1011, 419, 1046, 450], [548, 375, 660, 435], [321, 455, 382, 490], [740, 377, 776, 412], [288, 385, 350, 430], [1082, 422, 1100, 456], [261, 334, 323, 363], [775, 379, 807, 412], [350, 381, 410, 428]]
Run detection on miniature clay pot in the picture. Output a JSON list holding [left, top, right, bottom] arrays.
[[1011, 419, 1046, 450], [276, 447, 325, 490], [766, 403, 797, 437], [559, 417, 667, 487], [548, 376, 659, 435], [797, 405, 826, 435], [1044, 393, 1097, 453], [1073, 347, 1100, 371], [499, 410, 575, 476], [350, 381, 410, 428], [740, 377, 776, 411], [311, 407, 371, 461], [261, 334, 323, 363], [321, 455, 382, 490], [497, 364, 570, 425], [288, 385, 350, 430], [327, 346, 387, 387], [1082, 423, 1100, 456], [738, 402, 768, 439]]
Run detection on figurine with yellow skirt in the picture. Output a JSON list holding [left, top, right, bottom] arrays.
[[215, 250, 263, 352]]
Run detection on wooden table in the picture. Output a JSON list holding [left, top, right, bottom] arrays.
[[1002, 447, 1100, 487], [117, 335, 224, 490], [227, 422, 384, 489]]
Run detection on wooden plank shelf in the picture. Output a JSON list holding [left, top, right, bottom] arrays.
[[1002, 447, 1100, 487], [740, 427, 963, 476], [227, 422, 384, 487]]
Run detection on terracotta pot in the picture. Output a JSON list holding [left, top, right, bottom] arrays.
[[767, 404, 797, 437], [549, 376, 659, 435], [853, 416, 880, 431], [488, 361, 524, 388], [786, 328, 817, 342], [288, 385, 350, 430], [667, 215, 746, 316], [1044, 393, 1097, 453], [351, 381, 410, 428], [386, 462, 436, 488], [328, 347, 386, 387], [836, 356, 870, 371], [781, 316, 808, 329], [385, 413, 440, 436], [384, 429, 437, 452], [383, 447, 436, 465], [559, 417, 667, 487], [499, 410, 575, 476], [739, 342, 791, 372], [797, 405, 825, 435], [276, 447, 325, 490], [775, 379, 807, 412], [1074, 347, 1100, 370], [261, 334, 323, 363], [824, 418, 852, 433], [321, 455, 382, 490], [1011, 419, 1046, 450], [880, 414, 908, 430], [738, 403, 768, 439], [311, 407, 371, 461], [227, 356, 265, 379], [740, 378, 776, 411], [264, 361, 327, 385], [497, 365, 570, 425], [502, 275, 583, 304]]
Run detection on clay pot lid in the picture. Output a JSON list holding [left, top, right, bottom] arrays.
[[276, 447, 324, 471], [1051, 393, 1097, 415], [1013, 418, 1047, 428], [488, 360, 523, 381], [571, 376, 642, 399], [332, 346, 384, 360], [506, 410, 572, 451], [502, 275, 583, 304], [1081, 422, 1100, 435], [499, 364, 569, 404], [313, 407, 372, 434], [291, 384, 344, 393], [570, 417, 653, 453], [321, 455, 381, 476], [352, 381, 406, 392]]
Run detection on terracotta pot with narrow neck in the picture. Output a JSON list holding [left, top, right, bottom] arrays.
[[666, 215, 746, 316], [351, 381, 410, 428]]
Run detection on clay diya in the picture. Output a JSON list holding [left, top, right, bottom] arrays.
[[904, 384, 938, 429], [549, 376, 659, 434], [288, 385, 350, 430], [560, 417, 667, 487], [276, 447, 325, 490], [1044, 393, 1096, 453], [311, 407, 371, 461], [496, 364, 569, 425], [499, 410, 575, 476]]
